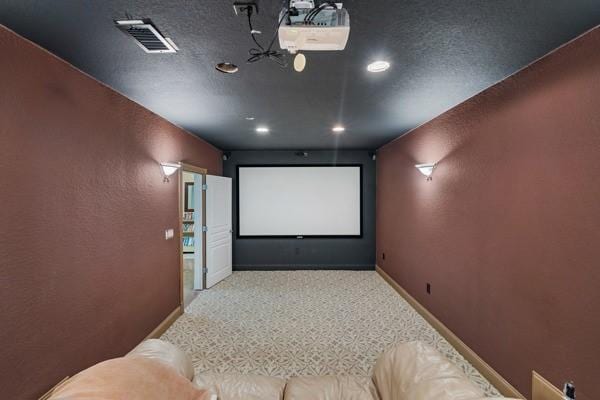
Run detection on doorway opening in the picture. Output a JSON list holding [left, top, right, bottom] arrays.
[[179, 164, 233, 308], [180, 164, 207, 308]]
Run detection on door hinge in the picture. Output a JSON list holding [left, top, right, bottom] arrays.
[[202, 267, 208, 273], [202, 226, 208, 232], [201, 184, 208, 191]]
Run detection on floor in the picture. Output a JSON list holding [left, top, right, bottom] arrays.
[[183, 258, 199, 307], [162, 270, 500, 396]]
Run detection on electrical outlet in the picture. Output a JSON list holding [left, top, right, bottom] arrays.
[[426, 283, 431, 294], [233, 1, 258, 16]]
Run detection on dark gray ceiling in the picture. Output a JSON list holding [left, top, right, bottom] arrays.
[[1, 1, 599, 150]]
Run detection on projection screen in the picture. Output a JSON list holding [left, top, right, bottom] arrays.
[[237, 165, 362, 237]]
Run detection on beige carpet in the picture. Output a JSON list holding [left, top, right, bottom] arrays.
[[162, 270, 500, 396]]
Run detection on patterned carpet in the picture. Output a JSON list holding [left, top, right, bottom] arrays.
[[162, 270, 500, 396]]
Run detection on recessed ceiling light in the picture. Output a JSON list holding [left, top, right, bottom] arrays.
[[332, 126, 345, 133], [245, 117, 255, 120], [256, 126, 270, 134], [367, 60, 390, 73], [215, 62, 239, 74]]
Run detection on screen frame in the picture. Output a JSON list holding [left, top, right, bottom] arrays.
[[236, 164, 363, 239]]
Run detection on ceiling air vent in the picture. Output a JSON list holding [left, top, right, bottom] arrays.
[[115, 19, 178, 54]]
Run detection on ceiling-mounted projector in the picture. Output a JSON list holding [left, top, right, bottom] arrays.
[[279, 1, 350, 54]]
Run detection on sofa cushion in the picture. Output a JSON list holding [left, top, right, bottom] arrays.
[[194, 373, 286, 400], [48, 357, 210, 400], [284, 376, 379, 400], [372, 341, 485, 400], [128, 338, 195, 380]]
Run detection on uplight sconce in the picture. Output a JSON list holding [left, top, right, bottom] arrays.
[[160, 162, 180, 182], [415, 162, 437, 181]]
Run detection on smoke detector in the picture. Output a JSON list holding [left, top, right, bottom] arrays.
[[115, 19, 178, 54]]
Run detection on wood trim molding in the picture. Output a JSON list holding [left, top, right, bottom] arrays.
[[180, 162, 208, 175], [532, 371, 563, 400], [179, 169, 184, 306], [376, 265, 525, 399], [144, 305, 183, 341]]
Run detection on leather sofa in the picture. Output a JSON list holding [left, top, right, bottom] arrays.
[[125, 339, 519, 400]]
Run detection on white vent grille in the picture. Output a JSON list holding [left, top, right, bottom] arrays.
[[115, 19, 177, 54]]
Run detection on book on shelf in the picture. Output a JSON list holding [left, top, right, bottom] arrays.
[[182, 237, 195, 247], [183, 211, 194, 221]]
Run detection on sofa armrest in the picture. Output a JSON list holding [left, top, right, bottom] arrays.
[[127, 339, 195, 381], [47, 357, 208, 400], [372, 341, 485, 400]]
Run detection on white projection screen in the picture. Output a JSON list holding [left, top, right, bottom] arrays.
[[237, 165, 362, 237]]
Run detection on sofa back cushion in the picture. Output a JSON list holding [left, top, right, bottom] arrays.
[[194, 373, 286, 400], [372, 341, 485, 400], [284, 375, 379, 400], [48, 357, 209, 400]]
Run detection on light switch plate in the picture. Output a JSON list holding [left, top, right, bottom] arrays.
[[165, 228, 174, 240]]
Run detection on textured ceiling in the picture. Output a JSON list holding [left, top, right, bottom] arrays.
[[1, 1, 599, 150]]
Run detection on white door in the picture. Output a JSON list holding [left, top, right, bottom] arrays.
[[205, 175, 232, 288], [192, 173, 204, 290]]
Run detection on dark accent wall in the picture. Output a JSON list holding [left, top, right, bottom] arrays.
[[223, 151, 375, 270], [0, 26, 222, 400], [377, 27, 600, 400]]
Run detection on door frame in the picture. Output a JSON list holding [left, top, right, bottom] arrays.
[[178, 163, 207, 307]]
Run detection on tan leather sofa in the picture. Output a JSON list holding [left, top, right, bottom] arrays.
[[128, 339, 519, 400]]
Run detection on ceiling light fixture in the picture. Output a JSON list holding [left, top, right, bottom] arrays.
[[160, 162, 180, 182], [415, 163, 437, 181], [215, 62, 239, 74], [256, 126, 270, 134], [367, 60, 390, 73], [294, 53, 306, 72], [332, 125, 345, 133], [245, 117, 255, 120]]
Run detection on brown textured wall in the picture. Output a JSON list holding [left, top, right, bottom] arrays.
[[377, 26, 600, 400], [0, 26, 221, 399]]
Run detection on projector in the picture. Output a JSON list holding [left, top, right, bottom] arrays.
[[278, 1, 350, 54]]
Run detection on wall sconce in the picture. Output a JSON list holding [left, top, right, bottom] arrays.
[[415, 162, 437, 181], [160, 162, 180, 182]]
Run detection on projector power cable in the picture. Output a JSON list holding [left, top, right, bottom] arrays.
[[245, 1, 289, 67]]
